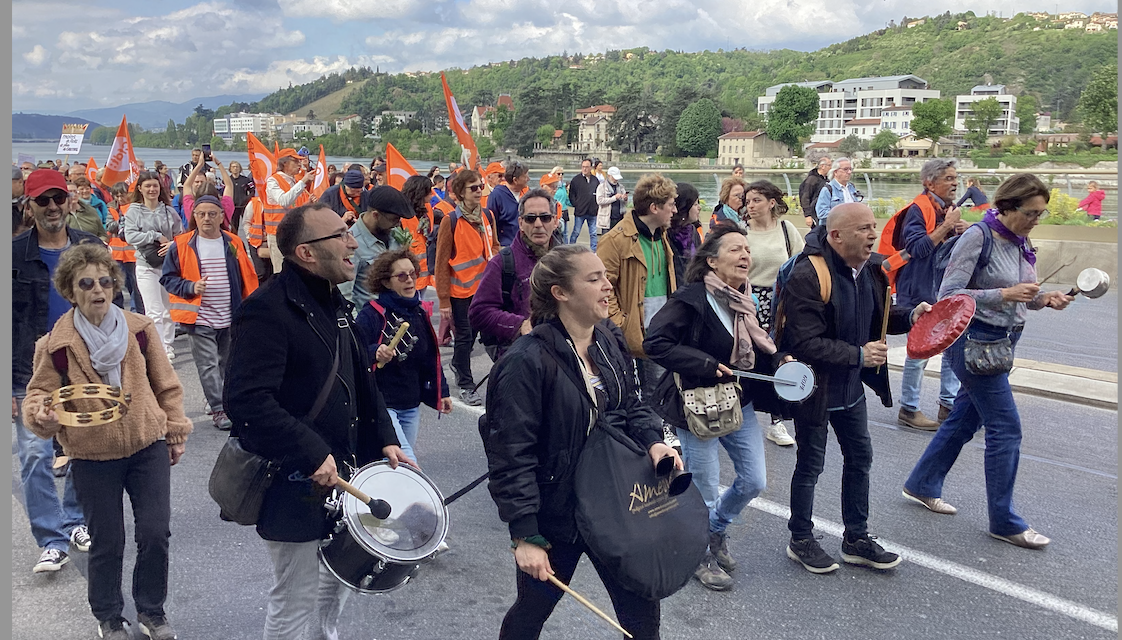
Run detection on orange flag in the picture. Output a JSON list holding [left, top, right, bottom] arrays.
[[441, 73, 480, 171], [274, 141, 280, 158], [86, 157, 98, 185], [310, 145, 328, 199], [245, 133, 276, 202], [384, 143, 416, 191], [102, 116, 140, 185]]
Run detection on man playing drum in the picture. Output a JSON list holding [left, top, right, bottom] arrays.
[[224, 202, 413, 640]]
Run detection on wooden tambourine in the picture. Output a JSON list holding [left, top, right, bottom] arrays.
[[49, 384, 131, 427]]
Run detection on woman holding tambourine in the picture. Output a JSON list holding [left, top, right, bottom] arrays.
[[22, 243, 191, 640]]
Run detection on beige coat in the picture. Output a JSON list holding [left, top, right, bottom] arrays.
[[596, 212, 677, 358], [23, 309, 192, 461]]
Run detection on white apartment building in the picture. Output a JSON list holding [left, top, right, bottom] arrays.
[[758, 75, 940, 143], [844, 118, 882, 139], [292, 120, 329, 137], [954, 84, 1019, 137], [372, 110, 418, 130], [212, 112, 279, 142], [879, 105, 914, 136], [335, 114, 362, 132]]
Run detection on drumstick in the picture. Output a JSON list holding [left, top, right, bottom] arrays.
[[547, 574, 634, 639], [376, 322, 410, 369], [335, 478, 392, 519], [877, 285, 891, 374]]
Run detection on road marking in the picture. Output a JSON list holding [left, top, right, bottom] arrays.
[[450, 398, 486, 417], [750, 497, 1118, 633]]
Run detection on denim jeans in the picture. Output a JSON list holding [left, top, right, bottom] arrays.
[[263, 539, 350, 640], [13, 389, 84, 552], [905, 323, 1029, 536], [70, 441, 171, 623], [568, 215, 597, 251], [789, 400, 873, 541], [387, 405, 421, 463], [119, 260, 145, 315], [899, 354, 961, 413], [676, 403, 767, 535]]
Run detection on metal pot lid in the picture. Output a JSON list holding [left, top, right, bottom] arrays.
[[343, 462, 448, 563], [908, 294, 976, 360]]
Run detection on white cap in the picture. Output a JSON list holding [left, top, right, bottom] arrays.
[[606, 167, 622, 180]]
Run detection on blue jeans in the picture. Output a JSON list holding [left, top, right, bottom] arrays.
[[900, 354, 961, 412], [905, 323, 1028, 536], [568, 215, 597, 251], [387, 406, 421, 463], [789, 400, 872, 540], [13, 390, 84, 552], [676, 403, 767, 535]]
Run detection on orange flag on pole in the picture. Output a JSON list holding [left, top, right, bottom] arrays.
[[441, 73, 480, 171], [86, 157, 98, 185], [274, 141, 281, 158], [102, 116, 140, 185], [384, 143, 416, 191], [245, 132, 276, 202], [310, 145, 328, 199]]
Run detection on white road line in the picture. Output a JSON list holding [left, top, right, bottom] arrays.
[[450, 398, 486, 417], [750, 497, 1118, 633]]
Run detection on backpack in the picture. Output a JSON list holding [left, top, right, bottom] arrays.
[[478, 246, 518, 348], [932, 222, 995, 294], [770, 253, 832, 346], [51, 329, 149, 385]]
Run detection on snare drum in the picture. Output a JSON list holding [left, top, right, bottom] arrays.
[[319, 461, 449, 594]]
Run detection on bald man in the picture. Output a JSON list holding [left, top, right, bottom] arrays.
[[775, 203, 931, 575]]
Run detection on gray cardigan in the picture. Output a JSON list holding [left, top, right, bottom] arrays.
[[938, 224, 1045, 327]]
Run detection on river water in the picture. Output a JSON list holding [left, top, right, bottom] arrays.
[[14, 142, 1115, 216]]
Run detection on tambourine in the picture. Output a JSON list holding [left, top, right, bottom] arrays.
[[49, 384, 131, 427], [907, 294, 976, 360]]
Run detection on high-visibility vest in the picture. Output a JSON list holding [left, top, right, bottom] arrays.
[[245, 197, 265, 248], [263, 172, 309, 236], [107, 205, 135, 263], [403, 204, 436, 289], [449, 210, 496, 299], [433, 199, 456, 222], [167, 230, 259, 325], [876, 192, 939, 292]]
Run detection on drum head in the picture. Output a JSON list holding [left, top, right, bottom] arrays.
[[774, 361, 816, 403], [907, 294, 976, 360], [343, 462, 449, 563]]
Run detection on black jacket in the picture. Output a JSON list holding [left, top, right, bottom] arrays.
[[776, 226, 913, 424], [12, 227, 105, 390], [798, 168, 830, 221], [483, 318, 663, 544], [567, 174, 600, 219], [229, 174, 255, 208], [224, 261, 399, 542]]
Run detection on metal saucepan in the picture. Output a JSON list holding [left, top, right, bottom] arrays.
[[1066, 268, 1111, 299]]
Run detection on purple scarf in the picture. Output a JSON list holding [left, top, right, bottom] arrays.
[[982, 209, 1036, 266], [669, 224, 698, 260]]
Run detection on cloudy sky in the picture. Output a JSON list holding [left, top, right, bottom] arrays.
[[12, 0, 1117, 113]]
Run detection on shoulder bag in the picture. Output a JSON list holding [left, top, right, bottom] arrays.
[[675, 373, 742, 440]]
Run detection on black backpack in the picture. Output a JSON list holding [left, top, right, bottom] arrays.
[[932, 222, 995, 294], [478, 246, 518, 348]]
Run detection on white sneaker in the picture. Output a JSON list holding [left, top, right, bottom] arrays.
[[70, 525, 91, 552], [766, 420, 795, 446], [662, 424, 682, 451]]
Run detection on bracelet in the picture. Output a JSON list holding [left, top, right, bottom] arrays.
[[511, 535, 552, 550]]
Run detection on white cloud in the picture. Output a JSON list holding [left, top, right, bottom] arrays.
[[23, 44, 50, 66], [277, 0, 427, 21], [221, 54, 395, 94]]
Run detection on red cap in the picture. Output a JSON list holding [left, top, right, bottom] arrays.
[[24, 169, 68, 198]]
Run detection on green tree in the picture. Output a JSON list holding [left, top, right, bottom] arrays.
[[838, 134, 867, 157], [506, 83, 553, 156], [765, 85, 820, 150], [1079, 64, 1118, 148], [485, 104, 515, 142], [675, 98, 722, 157], [657, 84, 700, 156], [536, 124, 556, 147], [964, 97, 1003, 147], [608, 84, 660, 153], [474, 134, 496, 159], [193, 104, 215, 120], [911, 98, 954, 141], [377, 116, 398, 135], [868, 128, 899, 156], [1016, 95, 1038, 135]]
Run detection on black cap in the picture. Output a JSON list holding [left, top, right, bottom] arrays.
[[362, 185, 415, 219]]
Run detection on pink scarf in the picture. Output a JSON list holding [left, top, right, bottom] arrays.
[[703, 271, 777, 370]]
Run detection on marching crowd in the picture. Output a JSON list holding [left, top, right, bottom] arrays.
[[12, 148, 1074, 639]]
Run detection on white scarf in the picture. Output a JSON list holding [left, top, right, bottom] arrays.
[[72, 304, 129, 387]]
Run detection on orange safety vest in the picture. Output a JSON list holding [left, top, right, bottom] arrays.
[[876, 192, 939, 292], [403, 204, 436, 290], [245, 197, 265, 248], [263, 172, 309, 236], [167, 230, 259, 325], [449, 210, 497, 299], [107, 205, 135, 263]]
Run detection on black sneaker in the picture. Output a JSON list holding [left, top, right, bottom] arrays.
[[137, 612, 178, 640], [709, 531, 736, 573], [33, 548, 69, 573], [98, 618, 130, 640], [841, 534, 901, 570], [693, 555, 734, 591], [786, 537, 839, 574], [458, 388, 483, 406]]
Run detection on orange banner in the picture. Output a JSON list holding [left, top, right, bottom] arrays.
[[245, 132, 276, 201], [384, 143, 417, 191], [311, 145, 328, 199], [102, 116, 139, 185], [441, 73, 480, 171], [86, 157, 98, 185]]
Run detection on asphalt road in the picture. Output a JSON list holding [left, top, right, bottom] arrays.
[[12, 297, 1118, 640]]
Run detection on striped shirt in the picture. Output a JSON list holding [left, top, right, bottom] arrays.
[[196, 236, 232, 329]]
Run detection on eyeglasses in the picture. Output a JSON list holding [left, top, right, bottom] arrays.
[[77, 276, 116, 291], [390, 270, 417, 283], [302, 229, 355, 245], [195, 210, 223, 219], [1018, 207, 1050, 220], [34, 193, 68, 207], [520, 213, 554, 224], [467, 184, 485, 193]]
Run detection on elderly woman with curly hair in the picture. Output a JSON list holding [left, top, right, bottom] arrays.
[[22, 243, 191, 640]]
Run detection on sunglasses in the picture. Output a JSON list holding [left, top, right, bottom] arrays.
[[390, 270, 417, 283], [302, 229, 354, 244], [520, 213, 554, 224], [77, 276, 116, 291], [34, 193, 69, 207], [467, 184, 485, 193]]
